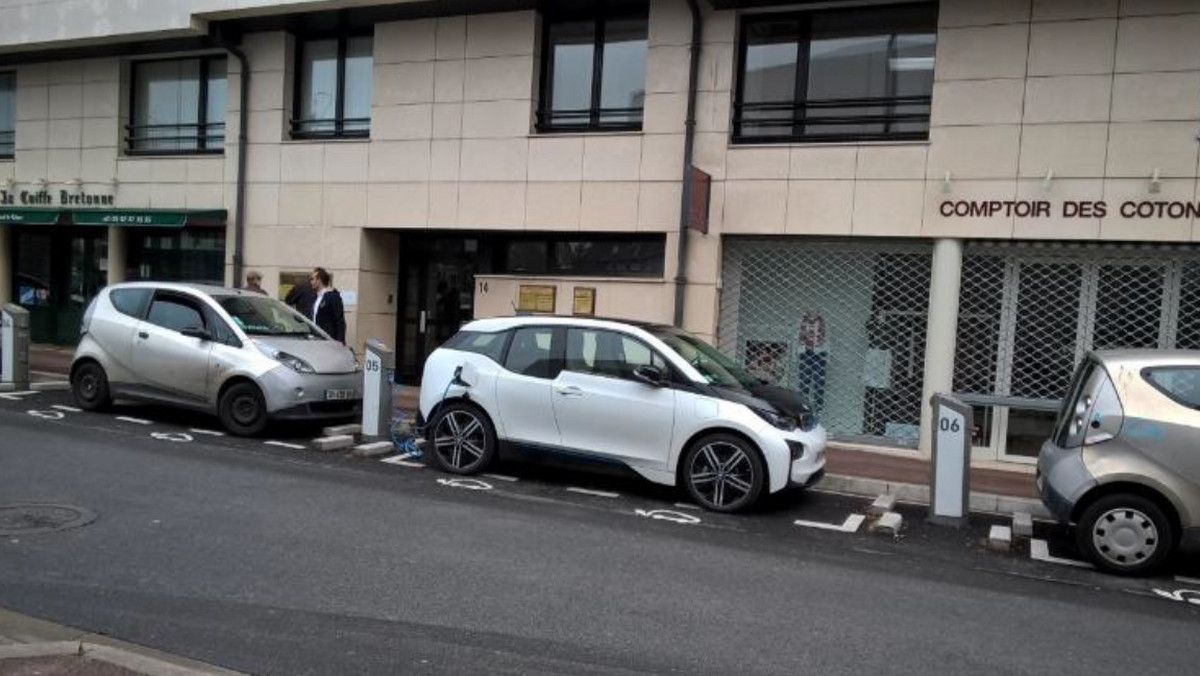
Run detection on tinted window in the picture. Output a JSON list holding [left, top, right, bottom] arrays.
[[445, 330, 509, 363], [146, 296, 204, 332], [505, 327, 556, 378], [294, 35, 373, 138], [1144, 367, 1200, 410], [566, 329, 666, 380], [110, 288, 152, 318], [130, 57, 226, 153], [497, 235, 665, 278]]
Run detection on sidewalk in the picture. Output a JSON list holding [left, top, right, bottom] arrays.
[[0, 607, 242, 676]]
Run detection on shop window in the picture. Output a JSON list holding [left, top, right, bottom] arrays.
[[292, 35, 373, 138], [538, 2, 647, 132], [128, 228, 225, 285], [0, 71, 13, 158], [501, 235, 664, 277], [128, 57, 227, 154], [734, 3, 937, 143]]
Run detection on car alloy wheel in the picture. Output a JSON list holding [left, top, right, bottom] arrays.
[[430, 404, 495, 474], [1077, 493, 1175, 576], [218, 382, 268, 436], [684, 434, 765, 512], [71, 362, 111, 411]]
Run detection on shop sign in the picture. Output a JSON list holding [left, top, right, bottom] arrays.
[[71, 210, 188, 227], [1, 189, 114, 207], [0, 209, 59, 224], [939, 199, 1200, 220]]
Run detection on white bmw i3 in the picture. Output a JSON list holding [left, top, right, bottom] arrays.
[[418, 316, 827, 512]]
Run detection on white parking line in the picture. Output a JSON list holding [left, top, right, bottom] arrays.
[[1177, 575, 1200, 585], [263, 440, 306, 450], [189, 428, 225, 437], [566, 487, 620, 498], [51, 405, 81, 413], [1029, 539, 1094, 569], [0, 391, 37, 401], [794, 514, 866, 533], [672, 503, 702, 511], [483, 473, 519, 482], [115, 416, 152, 425], [380, 456, 424, 468]]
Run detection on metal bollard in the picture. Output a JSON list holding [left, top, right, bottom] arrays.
[[928, 392, 972, 527]]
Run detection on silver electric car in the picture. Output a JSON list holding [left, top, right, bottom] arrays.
[[71, 282, 362, 435], [1038, 350, 1200, 575]]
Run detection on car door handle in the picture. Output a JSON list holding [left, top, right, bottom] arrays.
[[555, 385, 583, 397], [138, 331, 149, 339]]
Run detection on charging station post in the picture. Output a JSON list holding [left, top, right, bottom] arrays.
[[1, 304, 30, 390], [362, 339, 394, 437]]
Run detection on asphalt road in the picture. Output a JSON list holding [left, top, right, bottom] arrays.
[[0, 392, 1198, 675]]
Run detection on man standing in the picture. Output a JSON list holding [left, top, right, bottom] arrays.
[[285, 275, 316, 318], [310, 267, 346, 343], [243, 270, 267, 295]]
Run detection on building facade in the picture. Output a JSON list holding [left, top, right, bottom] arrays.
[[3, 0, 1200, 466]]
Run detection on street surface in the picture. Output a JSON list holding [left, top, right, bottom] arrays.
[[1, 390, 1198, 675]]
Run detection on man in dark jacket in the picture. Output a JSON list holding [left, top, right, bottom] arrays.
[[309, 267, 346, 343], [285, 278, 316, 318]]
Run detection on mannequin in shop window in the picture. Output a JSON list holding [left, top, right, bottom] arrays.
[[797, 311, 828, 417]]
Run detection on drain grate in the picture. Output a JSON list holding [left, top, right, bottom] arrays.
[[0, 504, 96, 535]]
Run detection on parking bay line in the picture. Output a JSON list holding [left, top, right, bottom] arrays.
[[566, 487, 620, 499], [51, 405, 82, 413], [1177, 576, 1200, 586], [483, 473, 518, 482], [380, 456, 424, 468], [263, 440, 306, 450], [115, 416, 153, 425], [1030, 539, 1094, 569], [189, 428, 225, 437], [794, 514, 866, 533]]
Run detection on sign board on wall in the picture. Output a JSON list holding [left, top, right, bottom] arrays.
[[938, 199, 1200, 220], [572, 287, 596, 316], [687, 166, 712, 234], [279, 271, 309, 302], [517, 285, 556, 313]]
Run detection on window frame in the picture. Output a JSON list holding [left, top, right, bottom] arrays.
[[127, 55, 227, 156], [536, 2, 648, 134], [291, 32, 373, 140], [0, 70, 14, 159], [732, 2, 938, 145]]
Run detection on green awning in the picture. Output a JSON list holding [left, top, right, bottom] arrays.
[[0, 208, 227, 228]]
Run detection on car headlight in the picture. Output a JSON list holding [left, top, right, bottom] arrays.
[[256, 343, 315, 373], [751, 407, 797, 432]]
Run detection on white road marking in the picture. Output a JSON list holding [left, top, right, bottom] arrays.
[[264, 441, 306, 450], [566, 487, 619, 498], [1177, 576, 1200, 585], [482, 473, 519, 482], [380, 457, 424, 468], [673, 503, 702, 511], [1153, 588, 1200, 605], [151, 432, 193, 443], [189, 428, 225, 436], [0, 391, 37, 401], [634, 509, 701, 525], [31, 370, 66, 378], [51, 405, 82, 413], [115, 416, 152, 425], [26, 409, 65, 420], [794, 514, 866, 533], [437, 478, 493, 490], [1029, 539, 1095, 569]]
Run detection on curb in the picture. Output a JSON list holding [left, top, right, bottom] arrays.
[[818, 473, 1051, 519]]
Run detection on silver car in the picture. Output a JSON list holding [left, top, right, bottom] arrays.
[[1038, 350, 1200, 575], [70, 282, 362, 435]]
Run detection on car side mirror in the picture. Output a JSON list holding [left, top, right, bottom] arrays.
[[633, 364, 665, 387], [180, 326, 211, 341]]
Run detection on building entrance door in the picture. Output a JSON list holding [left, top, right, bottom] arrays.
[[12, 227, 107, 345], [396, 236, 483, 383]]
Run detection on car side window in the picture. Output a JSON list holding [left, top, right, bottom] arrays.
[[1144, 367, 1200, 410], [445, 330, 510, 363], [504, 327, 556, 378], [203, 307, 241, 347], [146, 295, 205, 333], [110, 288, 152, 318], [567, 329, 667, 380]]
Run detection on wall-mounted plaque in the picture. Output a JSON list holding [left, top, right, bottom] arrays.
[[517, 284, 557, 313], [573, 287, 596, 316]]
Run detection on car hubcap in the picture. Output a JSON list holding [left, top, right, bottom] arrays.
[[689, 442, 753, 508], [232, 395, 259, 425], [79, 372, 97, 400], [1092, 507, 1158, 567], [434, 411, 486, 469]]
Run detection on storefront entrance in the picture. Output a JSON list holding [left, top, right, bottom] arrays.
[[13, 227, 107, 345]]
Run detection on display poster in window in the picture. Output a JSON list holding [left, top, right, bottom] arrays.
[[278, 272, 309, 303], [517, 284, 556, 313], [572, 287, 596, 316], [744, 340, 786, 384]]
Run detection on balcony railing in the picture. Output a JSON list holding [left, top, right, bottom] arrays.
[[0, 130, 13, 158], [733, 95, 932, 144], [125, 122, 225, 155], [536, 106, 643, 133], [290, 117, 370, 140]]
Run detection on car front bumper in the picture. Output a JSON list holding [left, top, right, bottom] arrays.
[[786, 425, 828, 488], [259, 368, 364, 421]]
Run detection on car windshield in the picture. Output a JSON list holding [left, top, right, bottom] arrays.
[[214, 294, 322, 338], [651, 328, 759, 390]]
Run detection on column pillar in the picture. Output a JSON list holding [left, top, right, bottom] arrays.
[[106, 226, 126, 287], [0, 227, 12, 305], [919, 238, 964, 456]]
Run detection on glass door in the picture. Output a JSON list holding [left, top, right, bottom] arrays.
[[396, 236, 481, 383], [13, 227, 106, 345]]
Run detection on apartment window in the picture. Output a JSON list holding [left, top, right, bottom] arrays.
[[0, 72, 13, 158], [128, 57, 227, 154], [293, 35, 372, 138], [734, 3, 937, 143], [538, 2, 647, 132], [501, 234, 665, 277]]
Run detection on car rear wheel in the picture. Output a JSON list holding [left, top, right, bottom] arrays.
[[1076, 493, 1176, 576], [683, 433, 765, 513], [218, 382, 269, 437], [427, 402, 496, 475], [71, 361, 111, 411]]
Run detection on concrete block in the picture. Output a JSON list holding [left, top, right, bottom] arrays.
[[312, 435, 355, 452], [988, 525, 1013, 552], [353, 441, 395, 458], [889, 482, 931, 505], [323, 423, 362, 437], [868, 494, 896, 517], [870, 511, 903, 535], [1012, 511, 1034, 538], [997, 496, 1052, 520]]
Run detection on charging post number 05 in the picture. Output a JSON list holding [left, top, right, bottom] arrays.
[[365, 355, 382, 373]]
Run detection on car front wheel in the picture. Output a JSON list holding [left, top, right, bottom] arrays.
[[218, 382, 269, 436], [72, 361, 111, 411], [1076, 493, 1176, 576], [683, 433, 765, 513], [427, 402, 496, 474]]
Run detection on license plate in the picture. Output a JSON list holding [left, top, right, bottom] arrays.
[[325, 388, 355, 401]]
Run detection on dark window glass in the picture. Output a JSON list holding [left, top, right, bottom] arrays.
[[567, 328, 665, 379], [735, 3, 937, 143], [445, 330, 510, 363], [497, 235, 664, 278], [1144, 367, 1200, 410], [540, 5, 647, 131], [294, 35, 373, 138], [110, 288, 152, 318], [505, 241, 549, 274], [505, 327, 556, 378], [0, 71, 13, 158], [129, 57, 226, 154], [146, 296, 204, 332], [127, 228, 225, 285]]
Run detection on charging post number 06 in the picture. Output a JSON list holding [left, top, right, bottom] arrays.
[[938, 416, 961, 433]]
